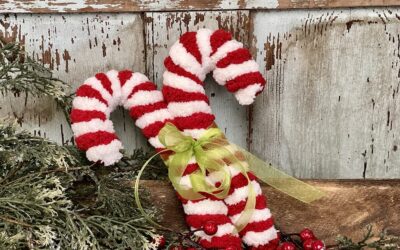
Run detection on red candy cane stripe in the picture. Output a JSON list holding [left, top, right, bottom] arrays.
[[71, 70, 172, 166], [162, 29, 278, 249]]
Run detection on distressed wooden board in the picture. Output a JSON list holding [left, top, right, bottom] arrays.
[[251, 8, 400, 179], [143, 180, 400, 245], [0, 13, 148, 153], [145, 11, 251, 148], [1, 0, 400, 13]]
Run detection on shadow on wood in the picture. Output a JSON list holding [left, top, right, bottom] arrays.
[[141, 180, 400, 244]]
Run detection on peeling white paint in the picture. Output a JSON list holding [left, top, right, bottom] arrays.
[[0, 0, 120, 12], [252, 8, 400, 179], [0, 13, 147, 152]]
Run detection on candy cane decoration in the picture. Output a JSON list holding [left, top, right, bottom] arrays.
[[70, 70, 172, 166], [70, 70, 241, 249], [162, 29, 279, 249]]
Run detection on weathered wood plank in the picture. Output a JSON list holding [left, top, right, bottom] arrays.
[[1, 0, 400, 13], [143, 180, 400, 245], [145, 11, 251, 148], [0, 13, 148, 153], [251, 8, 400, 178]]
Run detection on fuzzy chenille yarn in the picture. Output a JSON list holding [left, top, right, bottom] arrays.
[[161, 29, 279, 249]]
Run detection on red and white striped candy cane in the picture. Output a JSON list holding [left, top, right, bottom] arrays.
[[70, 70, 172, 166], [70, 70, 240, 249], [162, 29, 279, 249]]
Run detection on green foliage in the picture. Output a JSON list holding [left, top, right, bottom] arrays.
[[0, 40, 72, 119], [0, 121, 166, 249], [0, 41, 168, 249], [335, 225, 400, 250]]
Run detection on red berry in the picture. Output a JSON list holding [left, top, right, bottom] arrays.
[[303, 239, 314, 250], [203, 221, 218, 235], [185, 248, 196, 250], [279, 242, 296, 250], [158, 236, 166, 248], [311, 240, 325, 250], [300, 228, 316, 241]]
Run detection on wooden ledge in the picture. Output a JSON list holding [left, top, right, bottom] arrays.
[[142, 180, 400, 244]]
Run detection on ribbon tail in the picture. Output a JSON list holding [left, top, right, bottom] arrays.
[[233, 177, 256, 233], [134, 149, 169, 229], [239, 146, 326, 203]]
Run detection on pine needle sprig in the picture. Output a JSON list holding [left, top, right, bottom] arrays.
[[331, 225, 400, 250], [0, 40, 72, 120], [0, 121, 164, 249]]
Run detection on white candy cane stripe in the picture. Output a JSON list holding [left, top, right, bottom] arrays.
[[228, 164, 246, 178], [224, 180, 262, 205], [148, 136, 164, 149], [125, 90, 164, 109], [182, 128, 207, 139], [107, 70, 122, 99], [231, 208, 272, 224], [86, 139, 123, 166], [163, 71, 205, 93], [121, 72, 150, 103], [194, 223, 237, 242], [234, 83, 264, 105], [84, 77, 113, 103], [135, 109, 171, 129], [210, 40, 244, 63], [196, 28, 214, 71], [183, 199, 228, 215], [169, 41, 204, 79], [213, 60, 261, 85], [168, 101, 212, 118], [72, 96, 108, 114], [71, 119, 114, 137], [242, 227, 279, 247]]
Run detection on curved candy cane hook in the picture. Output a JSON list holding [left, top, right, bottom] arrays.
[[162, 29, 279, 249], [70, 70, 172, 166]]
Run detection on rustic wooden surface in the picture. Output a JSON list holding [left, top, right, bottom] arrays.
[[2, 0, 400, 13], [0, 13, 148, 153], [145, 11, 251, 147], [142, 180, 400, 245], [251, 8, 400, 179], [1, 8, 400, 178]]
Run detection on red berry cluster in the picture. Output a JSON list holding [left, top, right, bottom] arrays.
[[299, 229, 325, 250], [278, 228, 325, 250], [158, 224, 326, 250]]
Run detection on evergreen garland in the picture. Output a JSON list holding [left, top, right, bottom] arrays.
[[0, 41, 167, 249], [0, 121, 166, 249], [0, 40, 72, 120]]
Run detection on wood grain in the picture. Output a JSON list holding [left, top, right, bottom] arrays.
[[251, 8, 400, 178], [142, 180, 400, 245], [0, 13, 148, 153], [145, 11, 251, 148], [1, 0, 400, 13]]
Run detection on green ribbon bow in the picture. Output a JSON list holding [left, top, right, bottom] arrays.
[[159, 123, 234, 201], [134, 123, 325, 232]]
